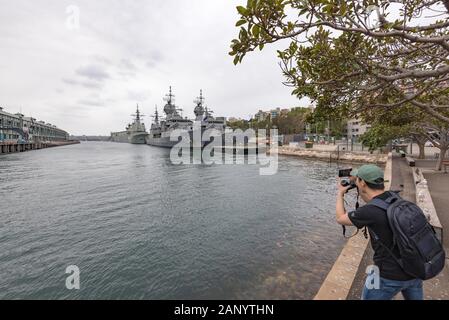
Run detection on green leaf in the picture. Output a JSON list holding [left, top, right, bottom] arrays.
[[259, 43, 265, 51], [323, 4, 334, 14], [252, 25, 260, 37], [236, 6, 248, 16], [340, 2, 347, 15], [233, 55, 240, 65], [235, 19, 247, 27]]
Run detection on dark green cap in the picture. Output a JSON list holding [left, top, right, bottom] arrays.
[[350, 165, 387, 185]]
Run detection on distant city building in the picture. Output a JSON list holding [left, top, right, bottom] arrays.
[[254, 110, 270, 122], [254, 108, 286, 122], [270, 108, 281, 119], [227, 117, 244, 123], [254, 106, 313, 123], [347, 118, 371, 139]]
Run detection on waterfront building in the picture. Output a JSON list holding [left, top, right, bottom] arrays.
[[347, 118, 371, 140], [0, 107, 69, 143]]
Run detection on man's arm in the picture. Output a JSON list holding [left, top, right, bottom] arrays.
[[336, 182, 354, 226]]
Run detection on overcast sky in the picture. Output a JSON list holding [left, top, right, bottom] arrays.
[[0, 0, 307, 135]]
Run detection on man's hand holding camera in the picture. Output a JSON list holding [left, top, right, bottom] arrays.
[[337, 177, 355, 195], [335, 169, 357, 227]]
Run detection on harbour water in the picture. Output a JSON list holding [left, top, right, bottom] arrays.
[[0, 142, 346, 299]]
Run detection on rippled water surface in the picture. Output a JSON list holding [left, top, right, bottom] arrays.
[[0, 142, 346, 299]]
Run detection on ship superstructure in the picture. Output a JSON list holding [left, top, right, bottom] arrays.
[[146, 87, 193, 148], [147, 88, 227, 148], [111, 105, 148, 144]]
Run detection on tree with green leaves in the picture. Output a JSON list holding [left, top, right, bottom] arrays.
[[230, 0, 449, 124], [360, 104, 449, 169]]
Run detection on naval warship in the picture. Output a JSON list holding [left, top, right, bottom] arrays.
[[146, 87, 193, 148], [146, 88, 227, 148], [192, 89, 226, 133], [111, 105, 148, 144]]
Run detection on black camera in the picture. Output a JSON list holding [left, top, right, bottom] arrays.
[[339, 168, 357, 191], [338, 168, 352, 178]]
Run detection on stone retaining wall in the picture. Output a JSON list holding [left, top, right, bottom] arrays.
[[279, 147, 388, 164]]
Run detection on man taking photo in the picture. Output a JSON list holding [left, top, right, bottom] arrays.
[[335, 164, 424, 300]]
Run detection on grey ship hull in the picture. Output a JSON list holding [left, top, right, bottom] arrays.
[[146, 136, 178, 148], [111, 132, 148, 144], [129, 133, 148, 144], [147, 129, 227, 149]]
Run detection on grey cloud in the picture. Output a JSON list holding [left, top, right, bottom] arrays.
[[145, 50, 164, 68], [120, 59, 137, 71], [77, 99, 106, 107], [76, 64, 110, 82], [62, 78, 103, 89], [127, 90, 150, 102], [117, 59, 137, 79], [91, 55, 113, 65]]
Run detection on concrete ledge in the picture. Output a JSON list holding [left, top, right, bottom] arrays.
[[412, 168, 443, 241], [314, 152, 393, 300], [279, 147, 388, 165], [314, 233, 369, 300]]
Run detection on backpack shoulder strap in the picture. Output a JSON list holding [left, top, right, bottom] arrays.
[[368, 191, 400, 211], [369, 198, 389, 211]]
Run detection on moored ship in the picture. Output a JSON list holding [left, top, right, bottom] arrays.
[[111, 105, 148, 144], [146, 87, 193, 148], [146, 88, 227, 148]]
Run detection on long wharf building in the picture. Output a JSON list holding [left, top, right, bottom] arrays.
[[0, 107, 69, 143]]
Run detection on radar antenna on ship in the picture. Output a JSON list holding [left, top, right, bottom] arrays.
[[194, 89, 206, 107], [132, 104, 145, 121], [163, 86, 175, 105], [194, 89, 207, 119], [151, 105, 160, 124]]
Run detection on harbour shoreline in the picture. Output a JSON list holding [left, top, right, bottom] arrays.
[[278, 146, 388, 165], [0, 140, 80, 155]]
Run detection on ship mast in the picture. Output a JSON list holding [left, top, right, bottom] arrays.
[[194, 89, 206, 120], [198, 89, 205, 106], [131, 104, 145, 122], [135, 104, 141, 121], [154, 105, 159, 124], [164, 86, 175, 105]]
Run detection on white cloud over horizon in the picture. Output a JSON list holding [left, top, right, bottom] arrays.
[[0, 0, 308, 135]]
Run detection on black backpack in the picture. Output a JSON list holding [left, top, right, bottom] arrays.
[[369, 191, 446, 280]]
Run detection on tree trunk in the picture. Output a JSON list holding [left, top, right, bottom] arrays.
[[418, 142, 425, 159], [436, 147, 448, 171], [411, 134, 427, 159]]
